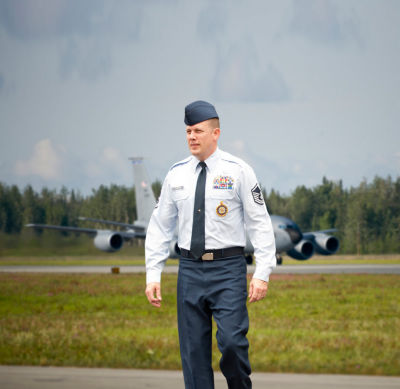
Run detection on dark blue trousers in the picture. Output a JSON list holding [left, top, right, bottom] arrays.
[[177, 255, 251, 389]]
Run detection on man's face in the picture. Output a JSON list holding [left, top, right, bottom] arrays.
[[186, 120, 220, 161]]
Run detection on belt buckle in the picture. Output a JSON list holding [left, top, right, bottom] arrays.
[[202, 252, 214, 261]]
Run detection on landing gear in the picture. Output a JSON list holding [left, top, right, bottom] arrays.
[[276, 254, 283, 265], [245, 255, 253, 265]]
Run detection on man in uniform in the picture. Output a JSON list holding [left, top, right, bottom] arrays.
[[145, 100, 276, 389]]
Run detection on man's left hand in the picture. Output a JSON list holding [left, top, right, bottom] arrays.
[[248, 278, 269, 303]]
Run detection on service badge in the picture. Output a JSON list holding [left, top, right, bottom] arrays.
[[216, 201, 228, 217], [213, 176, 234, 190]]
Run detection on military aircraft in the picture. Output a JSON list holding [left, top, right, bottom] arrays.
[[26, 158, 339, 265]]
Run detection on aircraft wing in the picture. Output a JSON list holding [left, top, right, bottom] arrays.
[[26, 224, 98, 235], [119, 230, 146, 239], [303, 228, 337, 237], [26, 223, 144, 239], [78, 217, 145, 233]]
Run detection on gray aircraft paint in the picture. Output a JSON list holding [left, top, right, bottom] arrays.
[[129, 158, 156, 228]]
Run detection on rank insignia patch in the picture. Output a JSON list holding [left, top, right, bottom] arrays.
[[251, 184, 264, 205], [216, 201, 228, 217], [213, 176, 234, 190]]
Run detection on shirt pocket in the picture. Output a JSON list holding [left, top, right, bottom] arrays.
[[208, 189, 237, 221], [171, 187, 189, 202]]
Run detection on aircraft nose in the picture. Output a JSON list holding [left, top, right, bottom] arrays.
[[285, 225, 303, 244]]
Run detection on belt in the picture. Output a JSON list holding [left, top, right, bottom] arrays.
[[179, 247, 244, 261]]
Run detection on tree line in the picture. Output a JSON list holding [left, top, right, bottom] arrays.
[[0, 176, 399, 254]]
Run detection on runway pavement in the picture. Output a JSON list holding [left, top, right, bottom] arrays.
[[0, 264, 399, 274], [1, 366, 399, 389]]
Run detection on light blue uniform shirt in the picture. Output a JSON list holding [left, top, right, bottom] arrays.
[[145, 148, 276, 283]]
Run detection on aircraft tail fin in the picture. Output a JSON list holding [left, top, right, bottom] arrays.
[[129, 157, 156, 224]]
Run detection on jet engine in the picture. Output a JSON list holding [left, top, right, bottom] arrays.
[[313, 233, 339, 255], [94, 231, 123, 252], [287, 239, 314, 260]]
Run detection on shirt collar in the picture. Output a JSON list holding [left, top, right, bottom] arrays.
[[191, 147, 221, 173]]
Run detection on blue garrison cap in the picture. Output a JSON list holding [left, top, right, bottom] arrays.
[[184, 100, 219, 126]]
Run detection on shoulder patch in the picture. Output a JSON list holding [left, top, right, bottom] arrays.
[[251, 184, 264, 205]]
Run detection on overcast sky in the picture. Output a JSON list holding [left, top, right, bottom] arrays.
[[0, 0, 399, 195]]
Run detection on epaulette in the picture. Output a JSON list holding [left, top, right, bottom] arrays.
[[221, 157, 240, 165], [220, 151, 243, 166], [169, 156, 192, 171]]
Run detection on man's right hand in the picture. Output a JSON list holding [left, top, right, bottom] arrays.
[[145, 282, 162, 308]]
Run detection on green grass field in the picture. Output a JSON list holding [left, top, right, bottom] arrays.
[[0, 273, 399, 375], [0, 255, 146, 266]]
